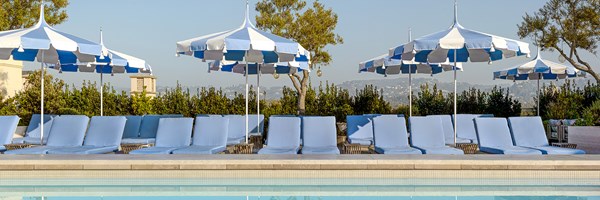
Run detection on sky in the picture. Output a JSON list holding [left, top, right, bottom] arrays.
[[24, 0, 600, 90]]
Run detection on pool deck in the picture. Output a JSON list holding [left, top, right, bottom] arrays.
[[1, 154, 599, 179]]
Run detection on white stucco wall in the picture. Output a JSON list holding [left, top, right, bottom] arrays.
[[0, 59, 23, 98]]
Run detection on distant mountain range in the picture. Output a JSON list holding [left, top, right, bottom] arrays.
[[155, 78, 596, 108]]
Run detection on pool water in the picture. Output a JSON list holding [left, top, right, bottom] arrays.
[[1, 178, 598, 199]]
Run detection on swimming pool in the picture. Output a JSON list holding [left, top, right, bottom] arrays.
[[1, 178, 599, 198]]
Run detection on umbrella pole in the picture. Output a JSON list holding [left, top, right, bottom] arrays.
[[537, 74, 540, 116], [409, 66, 412, 117], [257, 64, 261, 136], [40, 51, 45, 145], [453, 50, 457, 145], [100, 72, 104, 116], [245, 61, 249, 144]]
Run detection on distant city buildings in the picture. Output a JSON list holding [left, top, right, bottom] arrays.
[[0, 59, 24, 98], [130, 74, 157, 97]]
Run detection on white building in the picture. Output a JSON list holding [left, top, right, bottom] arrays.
[[130, 74, 157, 97], [0, 59, 23, 98]]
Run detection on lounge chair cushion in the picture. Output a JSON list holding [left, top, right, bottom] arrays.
[[172, 145, 226, 154], [48, 146, 119, 154], [530, 146, 585, 155], [373, 115, 421, 154], [0, 116, 20, 149], [84, 116, 127, 147], [375, 147, 422, 154], [479, 146, 542, 155], [414, 146, 464, 155], [258, 147, 299, 154], [246, 114, 265, 136], [346, 115, 374, 145], [409, 116, 446, 148], [508, 117, 549, 147], [454, 114, 479, 142], [225, 115, 245, 142], [4, 146, 59, 154], [25, 114, 55, 134], [264, 116, 301, 149], [428, 115, 457, 145], [302, 116, 338, 154], [122, 116, 143, 138], [139, 114, 183, 138], [301, 146, 340, 154], [121, 138, 155, 144], [227, 137, 245, 145], [129, 147, 179, 154], [15, 118, 54, 144], [45, 115, 89, 147], [154, 118, 194, 147], [192, 116, 228, 147]]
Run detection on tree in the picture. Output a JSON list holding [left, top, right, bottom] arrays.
[[0, 0, 69, 31], [255, 0, 343, 114], [518, 0, 600, 83]]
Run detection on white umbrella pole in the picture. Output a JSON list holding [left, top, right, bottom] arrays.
[[453, 50, 457, 145], [409, 67, 412, 117], [245, 61, 249, 144], [537, 74, 540, 116], [257, 64, 261, 136], [100, 72, 104, 116], [40, 51, 45, 145]]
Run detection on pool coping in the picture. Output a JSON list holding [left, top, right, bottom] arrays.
[[1, 154, 599, 179]]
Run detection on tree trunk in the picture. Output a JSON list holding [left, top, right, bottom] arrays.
[[297, 70, 310, 115]]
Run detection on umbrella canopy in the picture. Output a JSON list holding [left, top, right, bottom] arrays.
[[49, 30, 152, 116], [0, 4, 102, 145], [209, 60, 308, 75], [359, 54, 461, 116], [388, 1, 530, 145], [493, 48, 585, 116], [175, 1, 310, 143]]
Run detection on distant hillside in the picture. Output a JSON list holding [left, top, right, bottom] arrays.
[[156, 78, 597, 108]]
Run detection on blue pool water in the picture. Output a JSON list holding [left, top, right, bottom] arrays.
[[1, 178, 599, 199]]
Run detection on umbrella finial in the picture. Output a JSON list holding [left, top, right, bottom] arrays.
[[243, 0, 253, 27], [408, 27, 412, 41], [38, 3, 47, 25], [100, 27, 104, 46], [453, 0, 461, 27]]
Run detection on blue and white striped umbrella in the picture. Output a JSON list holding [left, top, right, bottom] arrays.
[[175, 1, 310, 143], [493, 48, 585, 116], [49, 30, 152, 116], [388, 1, 531, 144], [0, 5, 102, 144], [209, 60, 308, 75], [359, 54, 461, 116]]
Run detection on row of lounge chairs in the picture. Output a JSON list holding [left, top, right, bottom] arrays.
[[346, 114, 585, 155], [0, 113, 585, 155]]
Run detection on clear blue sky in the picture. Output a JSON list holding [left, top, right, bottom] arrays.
[[26, 0, 598, 89]]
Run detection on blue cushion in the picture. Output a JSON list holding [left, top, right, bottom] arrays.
[[414, 146, 465, 155], [47, 145, 119, 154], [474, 117, 542, 155], [301, 116, 337, 154], [139, 114, 183, 138], [428, 115, 457, 145], [18, 118, 54, 144], [121, 138, 155, 144], [154, 118, 193, 147], [454, 114, 479, 142], [0, 116, 20, 147], [122, 116, 143, 138], [84, 116, 127, 147], [479, 146, 542, 155], [246, 114, 264, 136], [530, 146, 586, 155], [258, 147, 299, 154], [373, 115, 414, 150], [172, 145, 226, 154], [46, 115, 89, 147], [508, 116, 550, 147], [227, 137, 245, 145], [301, 146, 340, 154], [456, 137, 473, 143], [129, 147, 179, 154], [264, 116, 301, 148], [26, 114, 55, 134], [259, 116, 301, 154], [4, 146, 59, 154], [225, 115, 245, 141], [409, 116, 446, 147], [346, 115, 374, 145], [375, 147, 422, 154]]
